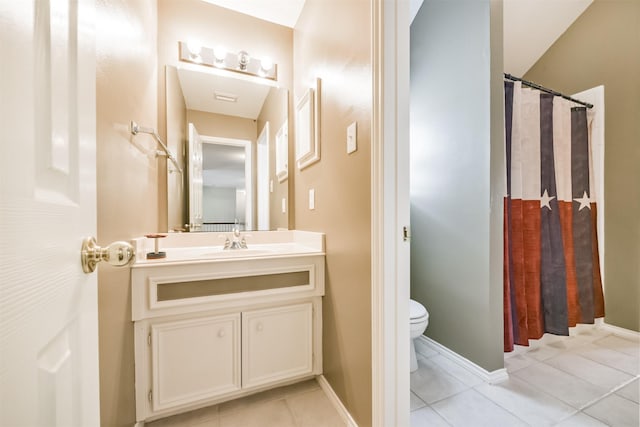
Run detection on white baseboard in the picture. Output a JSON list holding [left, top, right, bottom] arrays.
[[418, 336, 509, 384], [316, 375, 358, 427], [596, 319, 640, 341]]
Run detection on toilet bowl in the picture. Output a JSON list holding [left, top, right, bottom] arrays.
[[410, 299, 429, 372]]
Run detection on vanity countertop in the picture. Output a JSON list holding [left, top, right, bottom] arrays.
[[131, 230, 325, 267]]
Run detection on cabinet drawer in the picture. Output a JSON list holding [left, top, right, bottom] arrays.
[[150, 314, 241, 412], [242, 303, 313, 388]]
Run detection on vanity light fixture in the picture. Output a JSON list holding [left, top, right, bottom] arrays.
[[178, 40, 277, 81]]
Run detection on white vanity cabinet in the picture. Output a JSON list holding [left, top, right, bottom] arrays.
[[148, 313, 241, 413], [131, 253, 324, 423], [242, 303, 313, 389]]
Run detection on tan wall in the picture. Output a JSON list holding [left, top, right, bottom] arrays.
[[257, 87, 290, 230], [96, 0, 158, 426], [186, 110, 257, 142], [525, 0, 640, 331], [157, 0, 294, 231], [293, 0, 372, 425]]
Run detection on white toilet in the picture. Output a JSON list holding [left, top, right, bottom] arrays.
[[410, 299, 429, 372]]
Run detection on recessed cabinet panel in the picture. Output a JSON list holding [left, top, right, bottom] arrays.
[[157, 271, 311, 302], [151, 314, 241, 412], [242, 303, 313, 388]]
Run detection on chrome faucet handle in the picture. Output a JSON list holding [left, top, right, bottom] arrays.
[[218, 234, 231, 250]]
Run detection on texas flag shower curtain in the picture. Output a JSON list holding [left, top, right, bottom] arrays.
[[503, 81, 605, 352]]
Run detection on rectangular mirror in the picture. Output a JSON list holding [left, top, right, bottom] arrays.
[[166, 64, 289, 232]]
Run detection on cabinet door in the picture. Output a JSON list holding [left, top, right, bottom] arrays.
[[242, 303, 313, 388], [150, 313, 240, 412]]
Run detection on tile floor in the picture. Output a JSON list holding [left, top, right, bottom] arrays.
[[411, 324, 640, 427], [145, 379, 346, 427], [145, 324, 638, 427]]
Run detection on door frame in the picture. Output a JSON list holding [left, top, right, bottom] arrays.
[[371, 0, 411, 426], [256, 122, 270, 231], [201, 135, 253, 231]]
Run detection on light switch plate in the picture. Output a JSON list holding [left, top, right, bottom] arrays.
[[309, 189, 315, 210], [347, 121, 357, 154], [270, 179, 274, 193], [281, 198, 286, 213]]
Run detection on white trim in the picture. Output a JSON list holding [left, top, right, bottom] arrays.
[[596, 319, 640, 340], [256, 122, 270, 230], [418, 336, 509, 384], [317, 375, 358, 427], [295, 78, 321, 170], [371, 0, 411, 426], [133, 422, 145, 427]]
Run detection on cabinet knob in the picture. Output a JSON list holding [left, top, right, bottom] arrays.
[[256, 323, 263, 332], [218, 329, 225, 338]]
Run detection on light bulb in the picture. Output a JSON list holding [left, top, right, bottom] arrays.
[[214, 46, 227, 61], [186, 40, 202, 57], [260, 57, 273, 72]]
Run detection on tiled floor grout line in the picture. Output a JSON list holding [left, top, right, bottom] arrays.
[[505, 339, 638, 423], [551, 374, 640, 425], [412, 329, 638, 427], [579, 374, 640, 410], [505, 333, 639, 426]]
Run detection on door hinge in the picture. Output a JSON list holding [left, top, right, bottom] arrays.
[[147, 332, 151, 346], [403, 226, 411, 241], [148, 390, 152, 402]]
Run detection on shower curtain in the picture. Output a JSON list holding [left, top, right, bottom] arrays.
[[503, 81, 605, 352]]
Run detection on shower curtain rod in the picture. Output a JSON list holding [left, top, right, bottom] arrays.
[[504, 73, 593, 109]]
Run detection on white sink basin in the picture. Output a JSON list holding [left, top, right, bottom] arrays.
[[203, 248, 275, 258], [131, 231, 325, 266]]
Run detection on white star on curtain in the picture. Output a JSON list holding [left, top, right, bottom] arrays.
[[540, 189, 555, 210], [574, 191, 591, 211]]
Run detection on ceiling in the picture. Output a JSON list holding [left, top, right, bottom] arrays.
[[503, 0, 593, 76], [177, 65, 272, 120], [200, 0, 306, 27]]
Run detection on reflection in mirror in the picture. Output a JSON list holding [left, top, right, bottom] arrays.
[[166, 64, 289, 232], [188, 124, 253, 232]]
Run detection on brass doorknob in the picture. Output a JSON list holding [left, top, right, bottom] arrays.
[[81, 237, 135, 273]]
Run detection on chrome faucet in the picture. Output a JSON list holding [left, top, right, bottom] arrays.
[[224, 224, 248, 250]]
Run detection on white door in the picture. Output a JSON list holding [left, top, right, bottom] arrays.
[[256, 123, 270, 230], [188, 123, 204, 231], [0, 1, 100, 426]]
